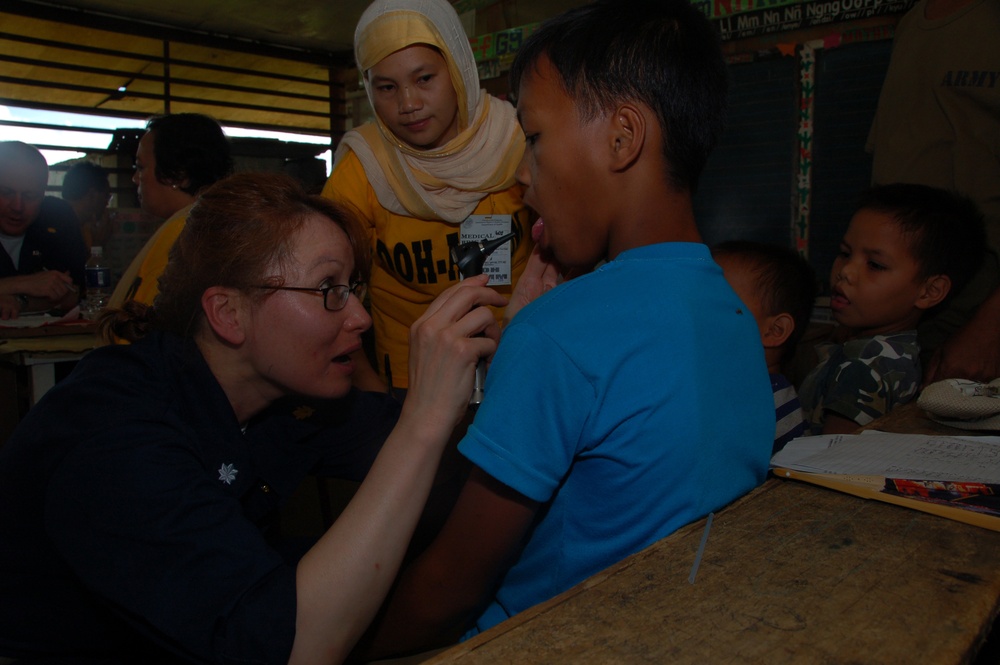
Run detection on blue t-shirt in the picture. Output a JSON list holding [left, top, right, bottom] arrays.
[[459, 242, 774, 635]]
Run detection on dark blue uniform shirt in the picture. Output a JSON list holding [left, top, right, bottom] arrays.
[[0, 196, 88, 291], [0, 331, 399, 663]]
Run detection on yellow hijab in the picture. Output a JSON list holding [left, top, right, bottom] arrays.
[[335, 0, 524, 223]]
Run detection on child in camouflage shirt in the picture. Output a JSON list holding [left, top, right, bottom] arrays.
[[799, 184, 985, 434]]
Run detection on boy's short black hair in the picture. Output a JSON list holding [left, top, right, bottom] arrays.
[[509, 0, 728, 193], [712, 240, 817, 351], [856, 183, 986, 297], [62, 161, 109, 202]]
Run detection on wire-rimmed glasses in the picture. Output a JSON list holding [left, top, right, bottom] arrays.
[[251, 280, 367, 311]]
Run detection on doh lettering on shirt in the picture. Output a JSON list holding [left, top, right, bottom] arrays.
[[373, 211, 526, 286]]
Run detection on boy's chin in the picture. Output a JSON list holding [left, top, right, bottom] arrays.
[[830, 314, 864, 338]]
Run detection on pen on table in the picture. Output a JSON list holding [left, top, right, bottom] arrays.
[[42, 267, 78, 293], [688, 512, 714, 584]]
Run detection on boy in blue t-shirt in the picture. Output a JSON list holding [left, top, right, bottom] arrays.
[[351, 0, 775, 658], [712, 241, 817, 455], [799, 183, 986, 434]]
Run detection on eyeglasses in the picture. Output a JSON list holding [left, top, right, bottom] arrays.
[[252, 280, 367, 312]]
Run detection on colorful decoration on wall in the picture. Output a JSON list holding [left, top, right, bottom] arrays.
[[470, 23, 540, 64], [706, 0, 914, 40], [795, 42, 817, 258], [785, 20, 895, 257], [466, 0, 911, 81]]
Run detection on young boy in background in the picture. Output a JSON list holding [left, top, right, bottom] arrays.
[[352, 0, 774, 658], [800, 183, 986, 434], [712, 240, 817, 454]]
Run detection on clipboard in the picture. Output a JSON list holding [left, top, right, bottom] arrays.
[[773, 467, 1000, 532]]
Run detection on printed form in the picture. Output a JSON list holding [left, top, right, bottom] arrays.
[[772, 431, 1000, 483]]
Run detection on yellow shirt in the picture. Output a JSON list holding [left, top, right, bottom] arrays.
[[323, 150, 534, 389], [108, 205, 190, 309]]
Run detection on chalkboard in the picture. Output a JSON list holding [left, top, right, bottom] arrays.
[[695, 38, 894, 292], [809, 39, 894, 286], [695, 54, 799, 250]]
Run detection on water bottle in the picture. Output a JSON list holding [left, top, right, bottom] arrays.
[[83, 246, 112, 320]]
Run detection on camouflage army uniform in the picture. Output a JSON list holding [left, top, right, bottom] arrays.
[[799, 331, 920, 434]]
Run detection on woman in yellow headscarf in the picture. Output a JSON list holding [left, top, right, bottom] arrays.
[[322, 0, 532, 395]]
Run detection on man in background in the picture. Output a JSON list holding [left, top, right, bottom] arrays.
[[0, 141, 87, 319], [62, 160, 112, 251], [867, 0, 1000, 383]]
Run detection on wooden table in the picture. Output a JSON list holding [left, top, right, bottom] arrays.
[[428, 405, 1000, 664], [0, 324, 100, 403], [0, 323, 101, 443]]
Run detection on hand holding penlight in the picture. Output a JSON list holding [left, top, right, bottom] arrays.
[[450, 231, 517, 407]]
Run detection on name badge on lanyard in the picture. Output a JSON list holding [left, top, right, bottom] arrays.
[[460, 214, 513, 285]]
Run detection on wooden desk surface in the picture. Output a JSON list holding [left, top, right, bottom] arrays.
[[859, 400, 977, 437], [429, 405, 1000, 664], [0, 325, 100, 359], [0, 321, 97, 340]]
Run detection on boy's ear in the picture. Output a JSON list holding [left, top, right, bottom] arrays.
[[202, 286, 248, 345], [608, 104, 645, 172], [915, 274, 951, 310], [761, 312, 795, 349]]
